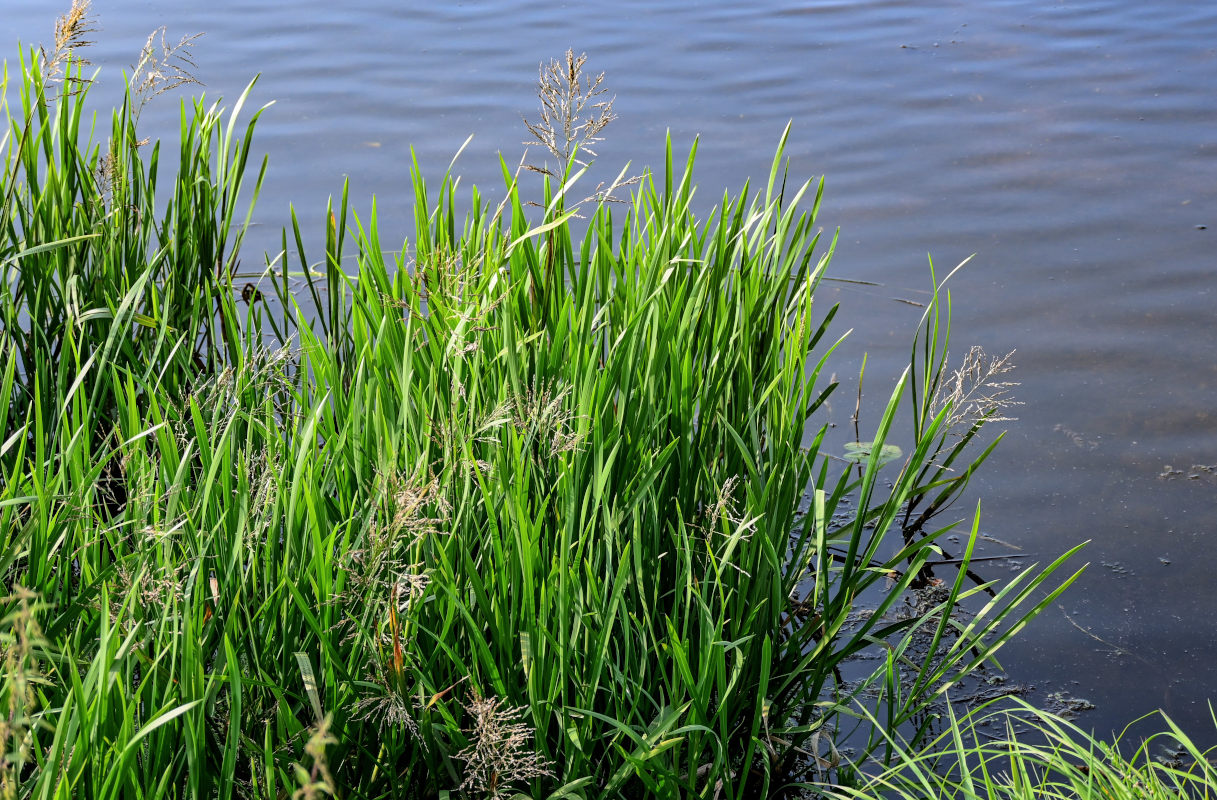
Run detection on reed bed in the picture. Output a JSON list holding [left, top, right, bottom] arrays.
[[0, 10, 1090, 799]]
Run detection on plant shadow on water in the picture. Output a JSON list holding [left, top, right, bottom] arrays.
[[14, 4, 1212, 799]]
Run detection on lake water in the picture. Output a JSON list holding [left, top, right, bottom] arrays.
[[7, 0, 1217, 747]]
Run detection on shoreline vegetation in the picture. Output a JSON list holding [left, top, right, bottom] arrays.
[[1, 3, 1213, 798]]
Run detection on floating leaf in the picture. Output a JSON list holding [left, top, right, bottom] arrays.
[[843, 441, 902, 466]]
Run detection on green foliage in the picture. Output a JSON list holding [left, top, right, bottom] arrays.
[[0, 48, 267, 437], [826, 698, 1217, 800], [0, 40, 1081, 800]]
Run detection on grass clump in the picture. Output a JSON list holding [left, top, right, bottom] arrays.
[[827, 698, 1217, 800], [0, 10, 1086, 799]]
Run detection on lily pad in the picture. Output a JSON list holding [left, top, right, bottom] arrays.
[[843, 441, 903, 466]]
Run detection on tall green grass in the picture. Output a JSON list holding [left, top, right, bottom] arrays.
[[826, 698, 1217, 800], [0, 48, 266, 431], [0, 29, 1082, 800]]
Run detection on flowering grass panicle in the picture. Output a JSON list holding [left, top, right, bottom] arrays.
[[522, 49, 616, 166], [457, 694, 555, 798]]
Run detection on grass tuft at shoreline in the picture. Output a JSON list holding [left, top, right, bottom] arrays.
[[0, 9, 1153, 800]]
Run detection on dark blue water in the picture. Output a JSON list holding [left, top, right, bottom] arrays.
[[6, 0, 1217, 746]]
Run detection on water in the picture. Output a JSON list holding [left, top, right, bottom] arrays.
[[7, 0, 1217, 746]]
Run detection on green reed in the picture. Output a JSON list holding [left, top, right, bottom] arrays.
[[827, 698, 1217, 800], [0, 29, 1083, 800]]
